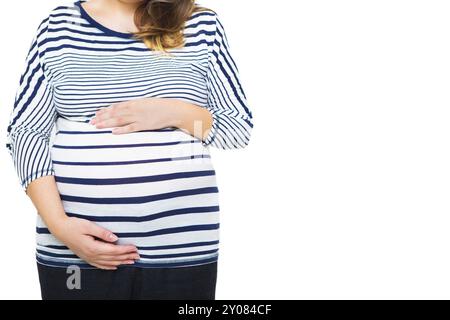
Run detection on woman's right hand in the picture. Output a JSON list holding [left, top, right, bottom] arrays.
[[51, 216, 140, 270]]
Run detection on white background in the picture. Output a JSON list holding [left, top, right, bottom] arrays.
[[1, 0, 450, 299]]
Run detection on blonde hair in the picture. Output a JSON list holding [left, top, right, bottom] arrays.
[[132, 0, 212, 52]]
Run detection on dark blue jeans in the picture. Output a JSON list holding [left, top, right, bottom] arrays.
[[37, 261, 217, 300]]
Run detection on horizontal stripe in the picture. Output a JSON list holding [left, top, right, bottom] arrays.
[[51, 154, 211, 166], [65, 205, 219, 222], [52, 140, 199, 149], [55, 170, 215, 185], [56, 128, 176, 134], [112, 223, 220, 238], [36, 249, 77, 259], [37, 223, 220, 237], [59, 186, 218, 204], [38, 240, 219, 251], [135, 248, 218, 259]]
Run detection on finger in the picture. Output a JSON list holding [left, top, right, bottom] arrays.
[[90, 107, 111, 123], [92, 108, 115, 122], [91, 262, 117, 270], [91, 105, 127, 124], [84, 222, 118, 243], [98, 252, 140, 261], [95, 115, 134, 129], [111, 122, 140, 134], [96, 105, 113, 115], [96, 260, 136, 266], [92, 241, 138, 255], [95, 106, 112, 115], [97, 102, 128, 117]]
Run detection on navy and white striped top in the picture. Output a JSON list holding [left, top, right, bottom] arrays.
[[5, 0, 253, 269]]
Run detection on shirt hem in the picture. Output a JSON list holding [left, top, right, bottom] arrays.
[[36, 252, 219, 269]]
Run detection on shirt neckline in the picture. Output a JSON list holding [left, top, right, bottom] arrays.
[[75, 0, 139, 39]]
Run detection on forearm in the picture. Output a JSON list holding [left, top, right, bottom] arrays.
[[26, 175, 68, 239], [25, 176, 139, 269], [165, 99, 213, 141]]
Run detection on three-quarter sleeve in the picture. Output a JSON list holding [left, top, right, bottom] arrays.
[[203, 14, 254, 149], [5, 18, 57, 193]]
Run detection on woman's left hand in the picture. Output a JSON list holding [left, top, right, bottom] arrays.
[[89, 97, 176, 134]]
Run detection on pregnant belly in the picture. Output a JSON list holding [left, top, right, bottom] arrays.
[[44, 117, 220, 256]]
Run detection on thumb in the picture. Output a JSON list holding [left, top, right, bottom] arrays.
[[85, 222, 118, 242]]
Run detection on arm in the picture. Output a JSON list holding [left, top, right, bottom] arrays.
[[202, 13, 254, 149], [91, 13, 253, 148], [26, 178, 139, 270], [161, 14, 253, 148], [93, 97, 213, 141], [6, 18, 139, 270], [169, 99, 213, 142]]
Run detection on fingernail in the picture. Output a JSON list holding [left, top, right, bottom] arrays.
[[109, 234, 118, 241], [127, 261, 135, 265]]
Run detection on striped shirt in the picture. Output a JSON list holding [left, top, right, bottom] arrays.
[[5, 0, 253, 268]]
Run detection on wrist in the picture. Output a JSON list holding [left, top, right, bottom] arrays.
[[45, 214, 70, 240], [165, 99, 188, 128]]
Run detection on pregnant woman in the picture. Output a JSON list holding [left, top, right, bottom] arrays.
[[5, 0, 253, 300]]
